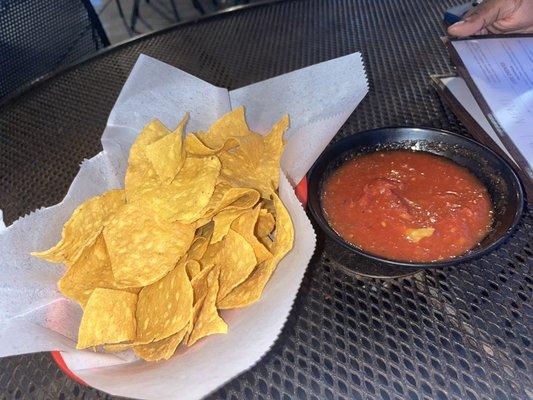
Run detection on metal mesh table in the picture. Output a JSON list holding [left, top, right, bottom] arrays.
[[0, 0, 531, 399]]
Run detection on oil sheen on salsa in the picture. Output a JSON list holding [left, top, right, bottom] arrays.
[[322, 150, 493, 262]]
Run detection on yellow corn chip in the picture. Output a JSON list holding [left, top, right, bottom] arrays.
[[58, 234, 139, 308], [185, 259, 201, 280], [190, 263, 215, 303], [258, 234, 274, 251], [187, 222, 214, 262], [184, 133, 214, 156], [260, 198, 276, 214], [103, 337, 151, 353], [257, 200, 277, 252], [196, 107, 252, 149], [184, 132, 238, 156], [76, 288, 137, 349], [103, 343, 134, 353], [223, 188, 261, 210], [266, 193, 296, 259], [136, 155, 221, 224], [144, 114, 188, 185], [256, 208, 276, 237], [101, 190, 128, 219], [187, 237, 209, 262], [133, 325, 188, 361], [125, 120, 171, 200], [218, 193, 294, 309], [32, 190, 125, 265], [218, 115, 288, 198], [188, 266, 227, 346], [136, 260, 193, 342], [198, 182, 232, 218], [197, 221, 214, 237], [231, 206, 272, 265], [211, 208, 249, 243], [183, 292, 206, 345], [216, 229, 257, 302], [198, 240, 223, 271], [128, 120, 171, 162], [103, 203, 194, 287], [198, 185, 260, 226]]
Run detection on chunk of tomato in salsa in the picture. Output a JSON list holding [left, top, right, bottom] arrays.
[[321, 150, 493, 262]]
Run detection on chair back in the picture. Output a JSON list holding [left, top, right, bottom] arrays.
[[0, 0, 109, 100]]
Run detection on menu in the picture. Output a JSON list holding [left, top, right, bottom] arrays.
[[435, 75, 516, 163], [449, 36, 533, 181]]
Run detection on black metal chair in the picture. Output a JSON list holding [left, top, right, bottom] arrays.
[[0, 0, 109, 101], [129, 0, 207, 35]]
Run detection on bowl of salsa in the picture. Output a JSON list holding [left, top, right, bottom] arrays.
[[308, 127, 524, 270]]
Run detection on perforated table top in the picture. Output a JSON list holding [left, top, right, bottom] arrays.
[[0, 0, 531, 399]]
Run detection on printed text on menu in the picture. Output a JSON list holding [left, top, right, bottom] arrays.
[[452, 38, 533, 177]]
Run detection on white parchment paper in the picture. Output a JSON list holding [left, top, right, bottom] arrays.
[[0, 53, 367, 399]]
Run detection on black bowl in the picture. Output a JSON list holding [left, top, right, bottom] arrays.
[[308, 127, 525, 274]]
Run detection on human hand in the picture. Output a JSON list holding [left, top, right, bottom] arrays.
[[447, 0, 533, 37]]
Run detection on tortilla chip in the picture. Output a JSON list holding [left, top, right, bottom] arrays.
[[198, 240, 223, 271], [185, 259, 201, 280], [190, 264, 214, 303], [100, 190, 128, 218], [136, 260, 193, 342], [32, 190, 125, 265], [133, 325, 188, 361], [185, 133, 214, 156], [103, 203, 194, 287], [231, 206, 272, 265], [260, 198, 276, 214], [211, 208, 249, 243], [197, 221, 215, 238], [103, 337, 151, 353], [184, 132, 238, 156], [188, 222, 214, 262], [188, 266, 227, 346], [216, 229, 257, 302], [218, 115, 288, 198], [196, 107, 252, 149], [198, 186, 260, 227], [125, 120, 171, 200], [198, 182, 232, 219], [258, 234, 274, 251], [136, 155, 221, 224], [256, 208, 276, 237], [58, 234, 138, 307], [218, 193, 293, 309], [103, 343, 134, 353], [128, 120, 171, 161], [144, 114, 188, 184], [187, 237, 209, 262], [76, 288, 137, 349], [183, 292, 207, 345]]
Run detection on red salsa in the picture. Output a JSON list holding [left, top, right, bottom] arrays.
[[322, 150, 493, 262]]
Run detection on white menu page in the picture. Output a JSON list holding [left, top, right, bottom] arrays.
[[452, 37, 533, 179], [439, 76, 516, 163]]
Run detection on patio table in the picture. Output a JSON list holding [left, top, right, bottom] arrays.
[[0, 0, 531, 399]]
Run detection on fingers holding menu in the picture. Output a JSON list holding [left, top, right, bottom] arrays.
[[448, 0, 533, 37]]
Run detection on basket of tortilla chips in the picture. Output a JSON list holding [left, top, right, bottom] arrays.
[[32, 107, 294, 362]]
